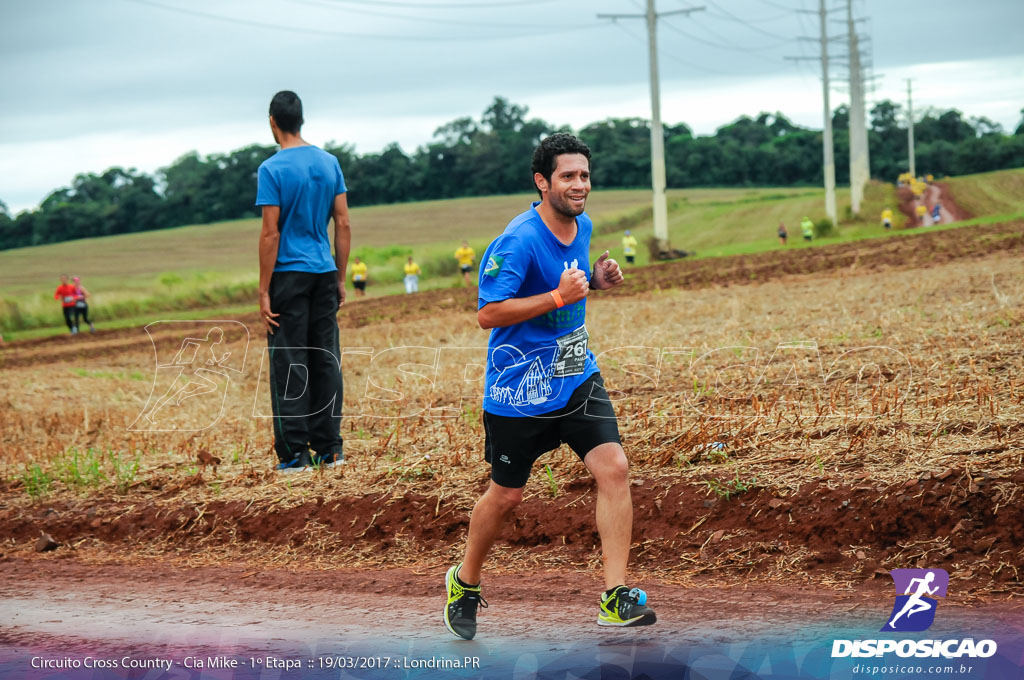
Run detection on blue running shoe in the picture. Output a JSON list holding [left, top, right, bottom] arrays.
[[276, 451, 312, 473]]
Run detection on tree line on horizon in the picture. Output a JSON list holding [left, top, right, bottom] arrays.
[[1, 97, 1022, 251]]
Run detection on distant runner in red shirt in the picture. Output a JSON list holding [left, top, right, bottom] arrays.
[[54, 274, 78, 334]]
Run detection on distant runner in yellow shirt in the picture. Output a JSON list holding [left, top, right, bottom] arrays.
[[454, 240, 476, 287], [881, 208, 893, 230], [350, 256, 368, 297], [404, 256, 421, 294], [800, 216, 814, 241], [915, 204, 928, 226], [621, 230, 638, 264]]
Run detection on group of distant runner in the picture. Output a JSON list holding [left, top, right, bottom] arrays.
[[349, 241, 477, 296], [899, 172, 945, 227], [352, 233, 646, 297], [53, 274, 95, 334], [769, 172, 945, 244], [773, 216, 818, 245]]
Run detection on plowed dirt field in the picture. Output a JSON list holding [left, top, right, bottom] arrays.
[[1, 213, 1023, 670]]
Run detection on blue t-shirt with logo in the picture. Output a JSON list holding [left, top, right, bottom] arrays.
[[255, 146, 346, 273], [478, 202, 599, 417]]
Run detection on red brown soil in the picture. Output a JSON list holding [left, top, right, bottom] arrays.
[[3, 197, 1023, 654], [4, 468, 1024, 592], [3, 216, 1022, 371], [897, 182, 969, 227], [930, 182, 971, 223]]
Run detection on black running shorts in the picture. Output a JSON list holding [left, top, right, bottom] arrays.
[[483, 372, 621, 488], [353, 280, 366, 291], [460, 264, 473, 274]]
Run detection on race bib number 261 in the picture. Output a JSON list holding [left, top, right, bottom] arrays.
[[553, 326, 589, 378]]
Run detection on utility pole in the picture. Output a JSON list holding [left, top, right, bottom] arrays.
[[818, 0, 837, 227], [787, 0, 838, 227], [598, 1, 704, 257], [846, 0, 869, 216], [906, 79, 916, 178]]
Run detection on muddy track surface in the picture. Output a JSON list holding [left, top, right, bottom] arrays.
[[0, 558, 1019, 658], [4, 470, 1024, 592], [3, 217, 1022, 371]]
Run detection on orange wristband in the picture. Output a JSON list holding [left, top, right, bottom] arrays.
[[550, 290, 565, 308]]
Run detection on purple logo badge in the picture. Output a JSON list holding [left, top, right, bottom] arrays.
[[881, 568, 949, 632]]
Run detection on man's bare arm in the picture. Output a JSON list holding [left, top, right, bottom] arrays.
[[258, 205, 281, 333], [478, 293, 559, 330], [333, 193, 352, 307], [478, 267, 589, 329]]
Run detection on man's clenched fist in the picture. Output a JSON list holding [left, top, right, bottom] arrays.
[[557, 266, 589, 305]]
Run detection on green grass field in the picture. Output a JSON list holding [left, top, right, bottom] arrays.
[[2, 168, 1022, 339], [943, 167, 1024, 217], [0, 190, 663, 335]]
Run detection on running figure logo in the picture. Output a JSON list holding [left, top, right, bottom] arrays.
[[881, 568, 949, 632], [131, 321, 249, 431]]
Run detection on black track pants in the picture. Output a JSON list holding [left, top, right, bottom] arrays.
[[266, 271, 344, 463]]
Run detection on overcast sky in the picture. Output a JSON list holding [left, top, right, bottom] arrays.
[[2, 0, 1022, 213]]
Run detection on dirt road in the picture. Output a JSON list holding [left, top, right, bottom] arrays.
[[899, 182, 968, 228], [925, 183, 963, 225], [2, 559, 1022, 679]]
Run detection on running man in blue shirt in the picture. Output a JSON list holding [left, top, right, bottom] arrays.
[[256, 91, 350, 472], [443, 133, 656, 640]]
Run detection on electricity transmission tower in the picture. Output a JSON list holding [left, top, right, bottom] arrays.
[[787, 0, 840, 227], [906, 79, 916, 178], [598, 1, 704, 257], [844, 0, 870, 216]]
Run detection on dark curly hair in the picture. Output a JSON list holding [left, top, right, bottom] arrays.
[[269, 91, 303, 135], [531, 133, 591, 198]]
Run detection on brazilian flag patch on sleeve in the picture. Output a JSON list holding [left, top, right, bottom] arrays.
[[483, 254, 504, 277]]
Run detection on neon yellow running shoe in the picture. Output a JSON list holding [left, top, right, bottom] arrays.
[[443, 563, 488, 640], [599, 586, 656, 627]]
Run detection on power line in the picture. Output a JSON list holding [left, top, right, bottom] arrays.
[[701, 0, 790, 40], [751, 0, 802, 10], [318, 0, 558, 8], [665, 0, 789, 59], [616, 0, 721, 71], [290, 0, 583, 29], [675, 0, 792, 20], [122, 0, 593, 41], [674, 15, 789, 53], [708, 7, 792, 22], [612, 20, 725, 75], [790, 0, 819, 83]]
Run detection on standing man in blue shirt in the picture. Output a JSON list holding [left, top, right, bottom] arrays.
[[256, 91, 350, 472], [442, 133, 656, 640]]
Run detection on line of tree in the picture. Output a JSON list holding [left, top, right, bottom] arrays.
[[2, 97, 1022, 250]]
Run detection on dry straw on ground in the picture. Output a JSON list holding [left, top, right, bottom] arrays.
[[1, 245, 1022, 593]]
